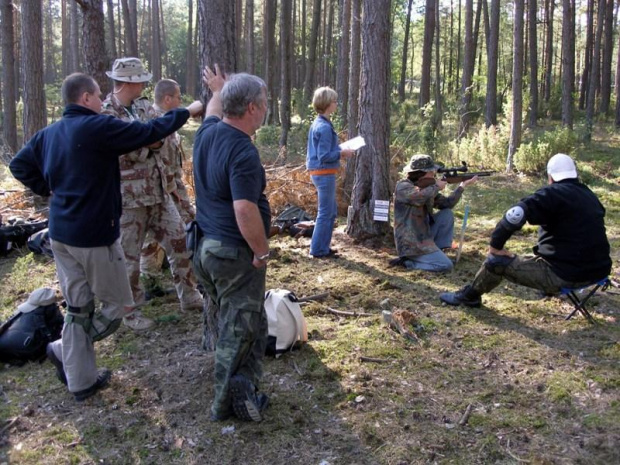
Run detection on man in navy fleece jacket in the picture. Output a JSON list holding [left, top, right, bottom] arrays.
[[9, 73, 203, 401]]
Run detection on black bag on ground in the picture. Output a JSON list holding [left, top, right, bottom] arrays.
[[27, 228, 53, 257], [0, 290, 64, 366], [273, 205, 315, 238], [0, 219, 49, 257]]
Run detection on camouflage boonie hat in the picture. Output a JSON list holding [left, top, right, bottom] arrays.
[[106, 57, 152, 83], [404, 154, 441, 173]]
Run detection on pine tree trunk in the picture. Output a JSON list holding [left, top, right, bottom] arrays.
[[346, 0, 391, 240], [21, 0, 47, 142], [579, 0, 594, 110], [245, 0, 255, 74], [585, 0, 605, 140], [419, 0, 435, 107], [485, 0, 499, 127], [186, 0, 196, 97], [562, 0, 575, 129], [528, 0, 538, 127], [507, 0, 524, 172], [458, 0, 474, 137], [151, 0, 161, 82], [279, 0, 293, 149], [543, 0, 554, 102], [70, 0, 80, 71], [76, 0, 109, 95], [303, 0, 322, 105], [44, 1, 56, 84], [263, 0, 277, 124], [106, 0, 117, 58], [120, 0, 138, 57], [1, 0, 17, 153], [336, 0, 351, 119], [600, 0, 614, 114], [398, 0, 413, 102], [434, 0, 442, 127]]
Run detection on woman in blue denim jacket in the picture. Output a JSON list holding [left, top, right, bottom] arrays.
[[306, 87, 354, 258]]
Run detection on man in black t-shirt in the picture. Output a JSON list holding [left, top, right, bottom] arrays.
[[440, 153, 612, 308], [192, 66, 271, 422]]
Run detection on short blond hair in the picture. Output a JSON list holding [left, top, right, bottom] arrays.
[[312, 86, 338, 114]]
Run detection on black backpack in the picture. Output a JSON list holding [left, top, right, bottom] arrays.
[[0, 220, 49, 257], [273, 205, 315, 238], [0, 303, 64, 366]]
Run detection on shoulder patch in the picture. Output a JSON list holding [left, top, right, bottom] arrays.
[[505, 206, 525, 225]]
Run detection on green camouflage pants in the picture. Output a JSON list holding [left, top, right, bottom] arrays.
[[472, 254, 594, 295], [193, 238, 268, 418]]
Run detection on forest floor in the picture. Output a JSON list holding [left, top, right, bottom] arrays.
[[0, 129, 619, 464]]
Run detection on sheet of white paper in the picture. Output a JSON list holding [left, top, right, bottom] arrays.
[[339, 136, 366, 151]]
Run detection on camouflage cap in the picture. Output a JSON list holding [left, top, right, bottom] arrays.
[[404, 154, 441, 173], [106, 57, 153, 83]]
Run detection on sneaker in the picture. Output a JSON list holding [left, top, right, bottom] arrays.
[[46, 344, 67, 386], [310, 249, 340, 259], [229, 374, 267, 422], [439, 285, 482, 307], [123, 311, 155, 331], [73, 369, 112, 401]]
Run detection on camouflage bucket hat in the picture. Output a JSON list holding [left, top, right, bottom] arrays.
[[404, 154, 441, 173], [106, 57, 153, 83]]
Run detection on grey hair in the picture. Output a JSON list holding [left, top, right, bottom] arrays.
[[221, 73, 266, 118], [61, 73, 98, 105]]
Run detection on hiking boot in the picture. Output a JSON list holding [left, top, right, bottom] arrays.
[[123, 311, 155, 331], [209, 408, 234, 422], [309, 249, 339, 259], [73, 369, 112, 401], [439, 285, 482, 307], [229, 374, 268, 422], [46, 344, 67, 386]]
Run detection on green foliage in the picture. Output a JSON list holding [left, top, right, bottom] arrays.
[[514, 128, 577, 174], [448, 123, 510, 170]]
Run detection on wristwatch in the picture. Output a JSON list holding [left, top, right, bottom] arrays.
[[255, 251, 270, 261]]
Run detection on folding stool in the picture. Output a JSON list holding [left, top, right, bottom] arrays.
[[560, 277, 611, 323]]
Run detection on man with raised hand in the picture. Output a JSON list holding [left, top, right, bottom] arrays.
[[440, 153, 611, 308], [9, 72, 202, 401], [102, 58, 203, 331], [192, 65, 271, 422]]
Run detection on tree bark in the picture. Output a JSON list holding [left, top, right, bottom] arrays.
[[186, 0, 196, 96], [485, 0, 499, 127], [398, 0, 413, 102], [458, 0, 474, 137], [579, 0, 594, 110], [106, 0, 117, 58], [615, 8, 620, 126], [263, 0, 277, 124], [70, 0, 80, 71], [507, 0, 524, 172], [43, 1, 56, 84], [279, 0, 293, 149], [528, 0, 538, 126], [121, 0, 138, 57], [151, 0, 161, 82], [543, 0, 554, 102], [433, 0, 442, 127], [336, 0, 351, 121], [1, 0, 17, 153], [585, 0, 605, 140], [21, 0, 47, 142], [600, 0, 614, 114], [198, 0, 237, 104], [75, 0, 109, 95], [303, 0, 322, 106], [562, 0, 575, 129], [419, 0, 435, 107], [244, 0, 255, 74], [346, 0, 391, 240]]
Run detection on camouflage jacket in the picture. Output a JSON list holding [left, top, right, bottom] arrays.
[[102, 94, 167, 209], [150, 104, 184, 195], [393, 178, 463, 257]]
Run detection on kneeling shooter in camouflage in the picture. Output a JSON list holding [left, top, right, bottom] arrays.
[[9, 73, 202, 401], [440, 153, 612, 307], [192, 66, 271, 422]]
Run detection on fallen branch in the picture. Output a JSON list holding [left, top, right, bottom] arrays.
[[326, 307, 374, 317], [359, 356, 390, 364], [458, 404, 473, 426], [0, 417, 19, 436], [296, 292, 329, 303], [505, 439, 531, 463]]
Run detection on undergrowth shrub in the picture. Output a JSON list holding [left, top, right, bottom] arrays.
[[514, 128, 577, 174], [447, 123, 510, 170]]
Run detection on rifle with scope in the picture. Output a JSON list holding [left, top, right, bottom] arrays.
[[437, 162, 494, 184]]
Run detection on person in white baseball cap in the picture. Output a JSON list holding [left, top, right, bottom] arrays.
[[547, 153, 578, 182], [440, 153, 611, 310]]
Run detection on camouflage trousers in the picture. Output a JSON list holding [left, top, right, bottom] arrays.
[[140, 189, 195, 275], [472, 254, 595, 295], [120, 198, 201, 309], [193, 238, 268, 418]]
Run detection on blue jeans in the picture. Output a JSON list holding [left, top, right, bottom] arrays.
[[404, 209, 454, 272], [310, 174, 337, 257]]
